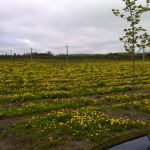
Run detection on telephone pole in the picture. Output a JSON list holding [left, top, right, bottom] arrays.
[[10, 50, 12, 60], [31, 48, 33, 61], [65, 46, 68, 64]]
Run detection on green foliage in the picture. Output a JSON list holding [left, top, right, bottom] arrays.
[[112, 0, 150, 54]]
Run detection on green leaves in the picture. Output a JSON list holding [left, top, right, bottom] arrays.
[[112, 0, 150, 54], [127, 16, 132, 21], [120, 14, 124, 18], [112, 9, 120, 17]]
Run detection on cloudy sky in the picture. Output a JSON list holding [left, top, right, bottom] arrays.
[[0, 0, 149, 55]]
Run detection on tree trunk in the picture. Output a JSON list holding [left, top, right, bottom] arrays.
[[131, 54, 135, 119]]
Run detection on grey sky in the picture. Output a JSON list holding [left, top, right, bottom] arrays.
[[0, 0, 149, 54]]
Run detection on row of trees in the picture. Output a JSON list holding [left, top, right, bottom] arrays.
[[0, 51, 53, 56], [0, 52, 150, 60]]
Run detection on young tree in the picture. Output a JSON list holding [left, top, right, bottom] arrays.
[[112, 0, 150, 118]]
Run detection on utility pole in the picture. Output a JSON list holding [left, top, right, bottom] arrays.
[[10, 50, 12, 60], [65, 46, 68, 64], [31, 48, 33, 61]]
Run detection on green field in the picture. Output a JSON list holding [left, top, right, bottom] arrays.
[[0, 58, 150, 150]]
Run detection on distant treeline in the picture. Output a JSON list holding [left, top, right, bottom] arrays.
[[0, 52, 150, 60]]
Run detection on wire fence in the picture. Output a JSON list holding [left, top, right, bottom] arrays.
[[0, 45, 124, 56], [0, 45, 150, 56]]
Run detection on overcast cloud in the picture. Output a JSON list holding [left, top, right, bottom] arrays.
[[0, 0, 149, 54]]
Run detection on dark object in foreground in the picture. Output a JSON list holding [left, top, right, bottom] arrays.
[[108, 135, 150, 150], [147, 135, 150, 150]]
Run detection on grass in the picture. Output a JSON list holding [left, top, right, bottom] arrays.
[[0, 59, 150, 150]]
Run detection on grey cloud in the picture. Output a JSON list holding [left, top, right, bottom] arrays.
[[0, 0, 149, 54]]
